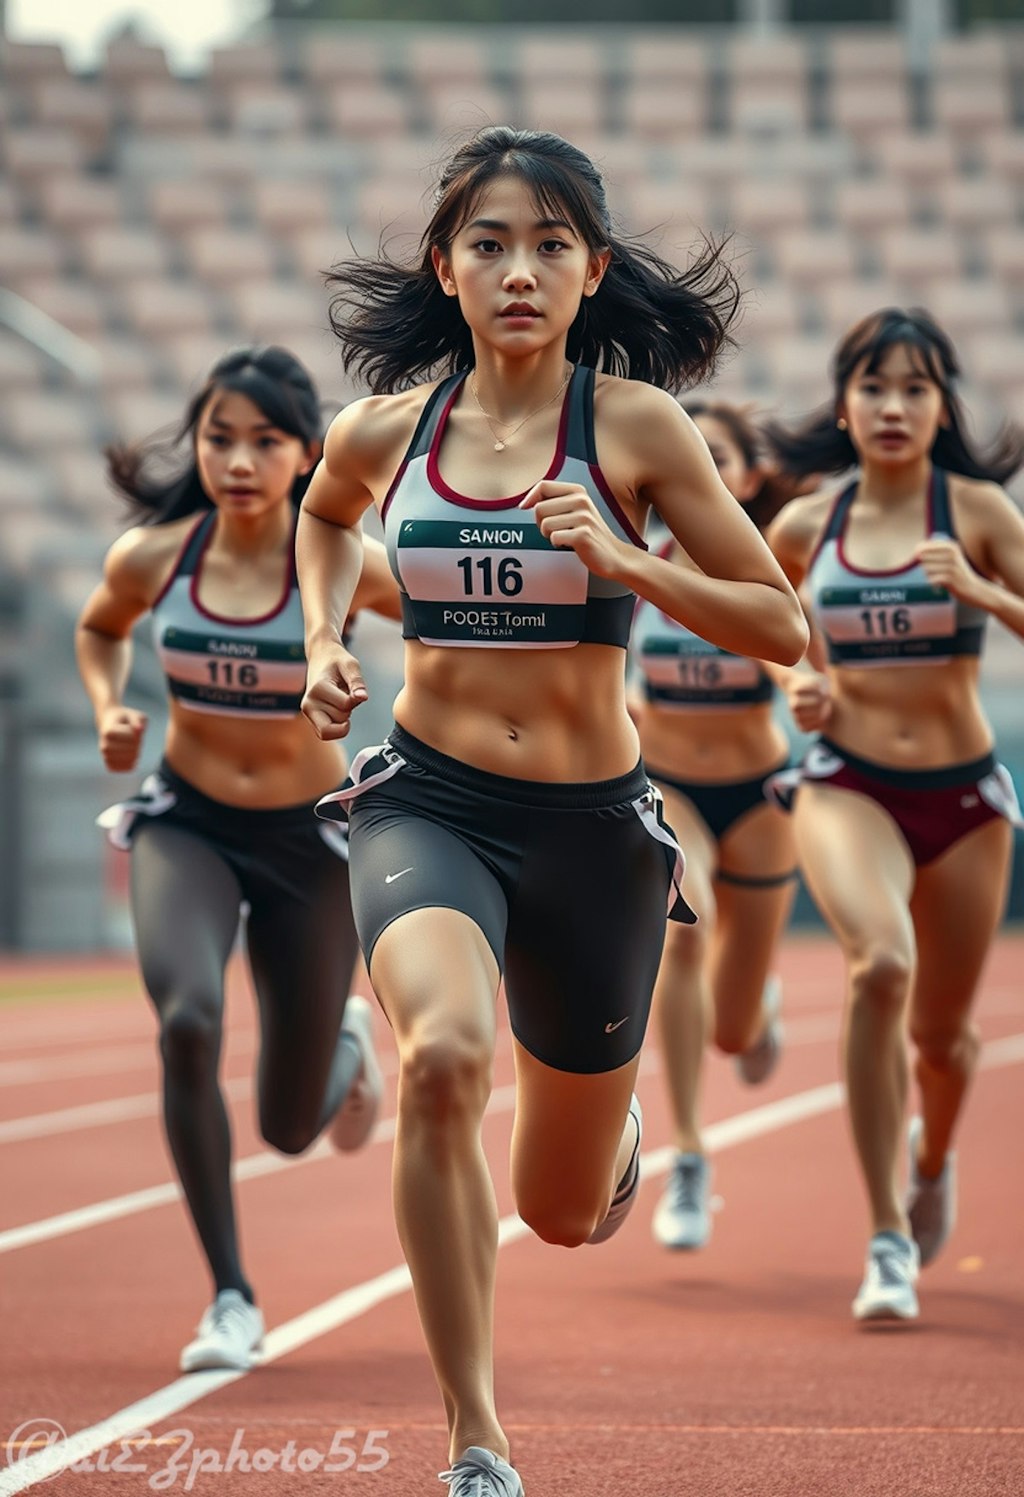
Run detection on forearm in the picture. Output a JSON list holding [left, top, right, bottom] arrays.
[[296, 508, 368, 651], [75, 627, 132, 721], [620, 550, 808, 666]]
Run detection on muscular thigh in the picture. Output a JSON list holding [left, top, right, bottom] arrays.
[[910, 817, 1012, 1037], [793, 784, 916, 960], [717, 801, 796, 883], [245, 841, 357, 1063], [130, 821, 241, 1015], [504, 802, 671, 1075]]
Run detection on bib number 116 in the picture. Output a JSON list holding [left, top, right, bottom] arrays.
[[457, 555, 524, 598]]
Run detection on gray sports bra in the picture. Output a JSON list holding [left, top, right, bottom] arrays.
[[381, 366, 646, 650]]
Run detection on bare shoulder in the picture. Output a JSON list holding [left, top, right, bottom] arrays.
[[323, 383, 445, 489], [104, 515, 198, 605], [765, 486, 843, 577], [769, 486, 841, 546], [948, 471, 1022, 527], [593, 375, 690, 444]]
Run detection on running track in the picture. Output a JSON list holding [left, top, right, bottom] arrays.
[[0, 937, 1022, 1497]]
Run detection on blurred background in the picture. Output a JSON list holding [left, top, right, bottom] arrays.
[[2, 0, 1023, 949]]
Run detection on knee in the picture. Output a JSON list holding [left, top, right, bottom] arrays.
[[259, 1106, 318, 1156], [714, 1013, 750, 1056], [911, 1020, 980, 1076], [398, 1029, 493, 1130], [158, 998, 222, 1080], [517, 1198, 597, 1250], [849, 948, 913, 1015], [661, 915, 711, 969]]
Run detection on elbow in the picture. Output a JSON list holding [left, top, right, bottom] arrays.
[[768, 608, 810, 668]]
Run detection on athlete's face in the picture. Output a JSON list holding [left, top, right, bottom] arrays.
[[431, 176, 610, 353], [840, 343, 947, 469], [195, 390, 315, 517], [691, 414, 760, 503]]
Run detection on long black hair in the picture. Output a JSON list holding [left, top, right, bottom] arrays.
[[326, 125, 741, 395], [766, 307, 1024, 485], [106, 345, 324, 525], [686, 399, 805, 533]]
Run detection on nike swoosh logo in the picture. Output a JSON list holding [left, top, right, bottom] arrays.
[[385, 868, 413, 884], [604, 1018, 629, 1033]]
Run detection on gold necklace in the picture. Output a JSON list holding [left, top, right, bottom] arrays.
[[469, 365, 572, 452]]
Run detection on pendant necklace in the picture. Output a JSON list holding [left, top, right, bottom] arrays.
[[469, 364, 572, 452]]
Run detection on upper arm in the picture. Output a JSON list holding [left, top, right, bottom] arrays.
[[765, 492, 832, 590], [970, 483, 1024, 596], [76, 526, 173, 639], [301, 400, 388, 530], [630, 392, 794, 589], [351, 533, 402, 622]]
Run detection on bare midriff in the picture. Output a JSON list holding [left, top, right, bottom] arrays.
[[394, 639, 640, 783], [822, 656, 992, 768], [636, 700, 789, 783], [165, 707, 347, 808]]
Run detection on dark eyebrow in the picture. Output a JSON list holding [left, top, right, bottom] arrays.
[[466, 217, 576, 233], [208, 415, 276, 432]]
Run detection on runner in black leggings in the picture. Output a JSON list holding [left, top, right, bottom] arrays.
[[76, 346, 400, 1371]]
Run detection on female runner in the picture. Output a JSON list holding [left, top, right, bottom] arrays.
[[298, 128, 807, 1494], [76, 345, 398, 1372], [766, 307, 1024, 1322], [633, 402, 800, 1253]]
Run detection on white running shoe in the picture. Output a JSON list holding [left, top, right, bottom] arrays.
[[735, 974, 783, 1086], [652, 1152, 712, 1250], [587, 1094, 643, 1245], [330, 995, 384, 1152], [439, 1447, 524, 1497], [179, 1289, 265, 1373], [852, 1232, 920, 1323], [906, 1115, 957, 1267]]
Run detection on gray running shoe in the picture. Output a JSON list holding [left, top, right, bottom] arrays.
[[439, 1447, 524, 1497], [906, 1115, 957, 1267], [652, 1152, 712, 1251], [735, 974, 783, 1086], [852, 1231, 920, 1322], [330, 995, 384, 1152], [179, 1289, 265, 1373], [587, 1094, 643, 1245]]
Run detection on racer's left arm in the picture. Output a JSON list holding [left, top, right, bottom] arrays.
[[917, 480, 1024, 643], [523, 384, 808, 667]]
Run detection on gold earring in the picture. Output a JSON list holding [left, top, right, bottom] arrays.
[[837, 418, 847, 431]]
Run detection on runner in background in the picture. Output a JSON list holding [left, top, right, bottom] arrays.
[[632, 402, 802, 1252], [765, 308, 1024, 1323], [76, 345, 399, 1372]]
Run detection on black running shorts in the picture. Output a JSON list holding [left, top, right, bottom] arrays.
[[316, 725, 694, 1075]]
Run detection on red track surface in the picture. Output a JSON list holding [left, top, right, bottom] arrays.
[[1, 936, 1022, 1496]]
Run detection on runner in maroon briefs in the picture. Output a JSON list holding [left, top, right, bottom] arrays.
[[632, 402, 804, 1254], [765, 307, 1024, 1324], [295, 126, 808, 1497], [75, 345, 401, 1374]]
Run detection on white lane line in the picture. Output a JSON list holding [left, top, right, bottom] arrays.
[[0, 1078, 251, 1146], [0, 1053, 400, 1143], [0, 1005, 834, 1147], [4, 1033, 1024, 1493], [0, 1045, 170, 1089], [0, 1085, 514, 1257], [5, 1026, 1023, 1257]]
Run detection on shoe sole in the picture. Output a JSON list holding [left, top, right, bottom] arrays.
[[179, 1340, 265, 1373], [853, 1303, 919, 1324]]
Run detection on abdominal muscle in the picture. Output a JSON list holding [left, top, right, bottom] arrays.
[[636, 701, 789, 783], [164, 706, 348, 808], [823, 657, 993, 768], [394, 640, 640, 783]]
